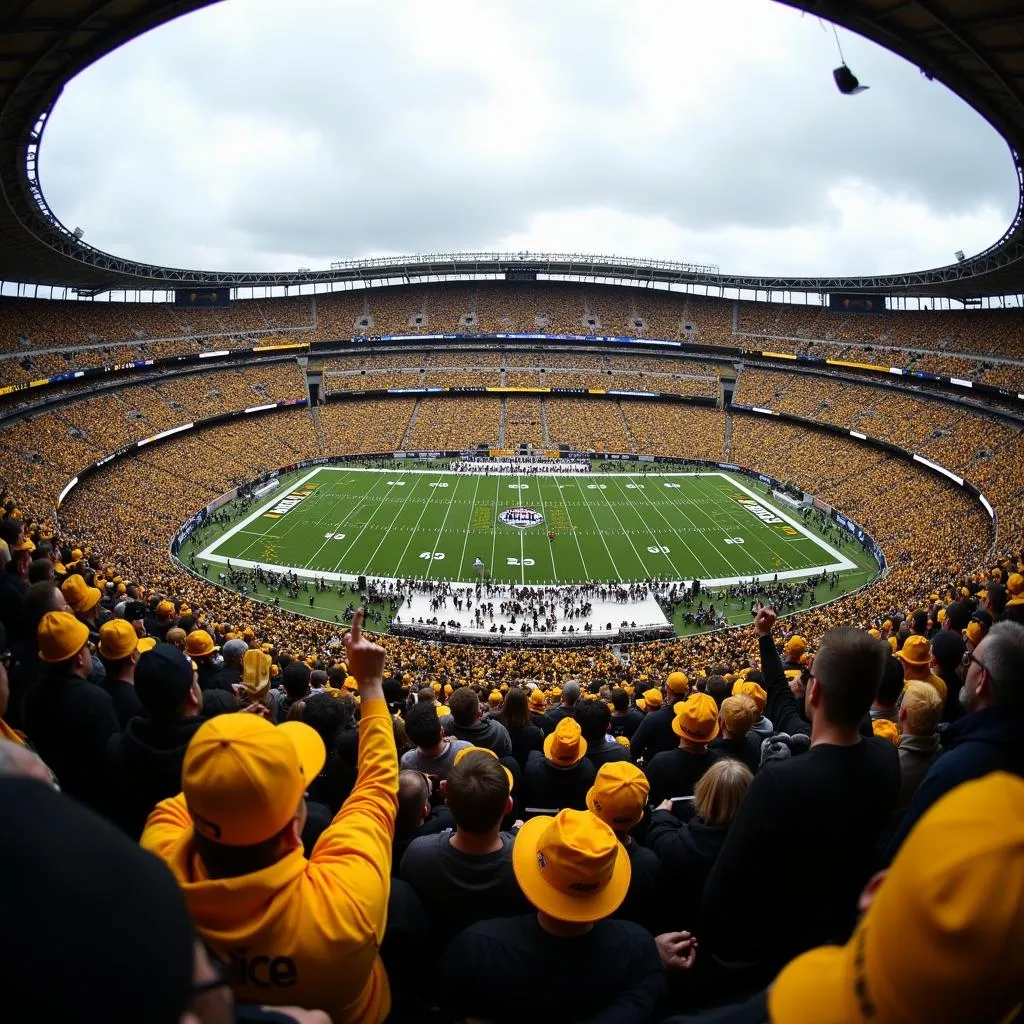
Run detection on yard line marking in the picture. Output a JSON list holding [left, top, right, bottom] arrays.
[[619, 473, 716, 579], [390, 473, 445, 576], [518, 471, 526, 585], [569, 474, 621, 579], [198, 467, 323, 560], [457, 473, 483, 580], [589, 476, 654, 578], [327, 474, 413, 574], [489, 475, 500, 581], [299, 475, 390, 573], [357, 473, 430, 575], [425, 475, 464, 580], [606, 476, 685, 579], [535, 475, 559, 582]]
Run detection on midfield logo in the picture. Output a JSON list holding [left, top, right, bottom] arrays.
[[500, 507, 544, 529]]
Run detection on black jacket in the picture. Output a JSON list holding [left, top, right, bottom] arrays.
[[709, 734, 761, 775], [195, 657, 222, 692], [504, 722, 544, 772], [23, 671, 120, 814], [610, 708, 645, 739], [647, 811, 730, 929], [543, 704, 577, 730], [701, 634, 900, 982], [630, 705, 678, 763], [100, 676, 144, 730], [586, 739, 634, 771], [521, 756, 596, 816], [886, 705, 1024, 858], [207, 663, 242, 694], [107, 715, 206, 838], [530, 710, 555, 736]]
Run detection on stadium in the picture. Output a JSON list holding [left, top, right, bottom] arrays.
[[2, 2, 1024, 1023]]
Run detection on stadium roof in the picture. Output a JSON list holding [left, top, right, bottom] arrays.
[[0, 0, 1022, 298]]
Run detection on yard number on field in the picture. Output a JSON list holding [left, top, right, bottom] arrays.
[[507, 557, 535, 566], [419, 551, 445, 560], [323, 532, 346, 540]]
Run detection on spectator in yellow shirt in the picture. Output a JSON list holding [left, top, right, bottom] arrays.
[[142, 609, 397, 1024]]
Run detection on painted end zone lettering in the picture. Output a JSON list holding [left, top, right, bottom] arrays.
[[265, 487, 315, 518], [737, 497, 799, 535]]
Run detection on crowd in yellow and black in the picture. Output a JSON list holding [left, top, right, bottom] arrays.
[[1, 491, 1023, 1024]]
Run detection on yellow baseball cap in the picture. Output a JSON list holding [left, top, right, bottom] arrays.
[[183, 715, 325, 846], [37, 611, 90, 663], [672, 692, 720, 743], [770, 772, 1024, 1024], [586, 762, 649, 831], [784, 635, 807, 660], [242, 649, 272, 697], [512, 809, 630, 923], [97, 619, 139, 661], [136, 636, 157, 654], [639, 687, 662, 712], [529, 689, 547, 711], [731, 679, 767, 713], [184, 630, 217, 658], [666, 671, 689, 695]]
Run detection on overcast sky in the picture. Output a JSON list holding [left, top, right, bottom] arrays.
[[40, 0, 1018, 279]]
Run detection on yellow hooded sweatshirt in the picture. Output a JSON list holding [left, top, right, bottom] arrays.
[[142, 698, 398, 1024]]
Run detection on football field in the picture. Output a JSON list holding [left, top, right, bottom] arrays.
[[193, 466, 858, 586]]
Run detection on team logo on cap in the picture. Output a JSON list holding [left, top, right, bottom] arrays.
[[500, 507, 544, 529]]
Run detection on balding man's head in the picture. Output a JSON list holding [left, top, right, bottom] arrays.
[[562, 681, 581, 707]]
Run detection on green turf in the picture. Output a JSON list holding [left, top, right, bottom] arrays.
[[190, 465, 864, 586]]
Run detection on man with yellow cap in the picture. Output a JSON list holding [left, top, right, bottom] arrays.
[[630, 670, 693, 763], [442, 806, 665, 1022], [702, 607, 899, 987], [587, 761, 668, 935], [521, 717, 596, 817], [644, 692, 722, 806], [23, 611, 119, 814], [96, 618, 145, 728], [142, 609, 398, 1024]]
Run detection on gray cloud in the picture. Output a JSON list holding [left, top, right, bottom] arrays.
[[40, 0, 1018, 278]]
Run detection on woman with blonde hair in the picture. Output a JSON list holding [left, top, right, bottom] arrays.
[[647, 757, 753, 929]]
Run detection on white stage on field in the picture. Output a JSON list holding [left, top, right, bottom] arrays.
[[394, 587, 670, 639]]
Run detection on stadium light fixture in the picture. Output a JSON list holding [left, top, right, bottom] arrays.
[[833, 64, 868, 95]]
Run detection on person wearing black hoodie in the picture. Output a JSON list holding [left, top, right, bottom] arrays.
[[647, 757, 753, 932], [106, 643, 204, 839]]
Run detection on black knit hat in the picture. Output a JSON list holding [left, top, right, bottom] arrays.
[[135, 642, 194, 716], [0, 778, 194, 1022]]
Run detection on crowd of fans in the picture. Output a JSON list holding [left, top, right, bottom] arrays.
[[4, 285, 1024, 399], [3, 567, 1022, 1023]]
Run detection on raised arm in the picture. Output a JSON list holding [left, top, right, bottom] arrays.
[[309, 610, 398, 943], [754, 606, 808, 738]]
